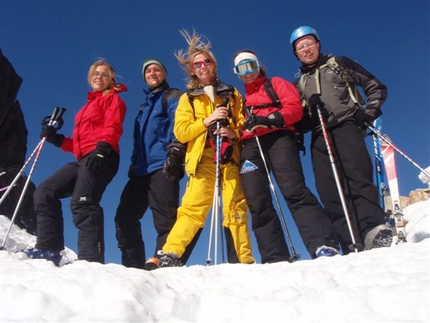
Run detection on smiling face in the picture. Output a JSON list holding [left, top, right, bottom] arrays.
[[238, 66, 259, 84], [90, 64, 114, 92], [192, 53, 216, 86], [144, 64, 166, 88], [294, 35, 320, 66]]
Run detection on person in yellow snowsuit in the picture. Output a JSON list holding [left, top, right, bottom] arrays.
[[159, 30, 255, 267]]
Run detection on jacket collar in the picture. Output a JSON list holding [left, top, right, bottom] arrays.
[[87, 83, 127, 101], [143, 80, 170, 96], [299, 54, 331, 74], [244, 75, 268, 94]]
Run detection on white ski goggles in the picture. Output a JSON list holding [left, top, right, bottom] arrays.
[[233, 59, 259, 76]]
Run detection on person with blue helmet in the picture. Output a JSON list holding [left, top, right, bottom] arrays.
[[233, 50, 340, 261], [290, 26, 392, 254]]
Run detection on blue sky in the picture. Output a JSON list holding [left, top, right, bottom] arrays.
[[1, 1, 429, 266]]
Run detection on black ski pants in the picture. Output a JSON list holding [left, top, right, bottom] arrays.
[[241, 131, 337, 262], [114, 169, 200, 269], [34, 152, 119, 263], [311, 121, 386, 253], [114, 169, 178, 268]]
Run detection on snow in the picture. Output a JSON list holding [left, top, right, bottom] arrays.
[[419, 166, 430, 185], [0, 200, 429, 322]]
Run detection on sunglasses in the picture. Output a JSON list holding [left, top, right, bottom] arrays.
[[233, 59, 259, 76], [92, 71, 110, 79], [192, 58, 212, 69]]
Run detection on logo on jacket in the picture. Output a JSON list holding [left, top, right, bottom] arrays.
[[240, 160, 258, 174]]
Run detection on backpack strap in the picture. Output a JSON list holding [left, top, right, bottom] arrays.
[[245, 79, 282, 110], [263, 79, 282, 108], [324, 57, 364, 106], [162, 88, 181, 114], [297, 57, 364, 107]]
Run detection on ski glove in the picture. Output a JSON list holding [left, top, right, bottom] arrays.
[[163, 141, 186, 181], [244, 112, 284, 132], [40, 125, 64, 147], [307, 93, 331, 123], [85, 141, 112, 176], [354, 107, 382, 127]]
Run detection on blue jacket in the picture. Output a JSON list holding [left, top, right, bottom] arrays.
[[131, 83, 181, 176]]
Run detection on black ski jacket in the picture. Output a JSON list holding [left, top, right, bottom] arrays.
[[295, 54, 387, 132]]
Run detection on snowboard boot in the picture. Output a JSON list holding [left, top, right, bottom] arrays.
[[158, 252, 181, 268], [315, 245, 340, 258], [364, 224, 393, 250], [22, 248, 62, 266], [144, 257, 160, 271]]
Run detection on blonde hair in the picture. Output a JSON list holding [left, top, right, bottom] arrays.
[[87, 59, 116, 88], [175, 29, 218, 90]]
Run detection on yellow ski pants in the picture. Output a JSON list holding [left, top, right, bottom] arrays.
[[162, 147, 255, 264]]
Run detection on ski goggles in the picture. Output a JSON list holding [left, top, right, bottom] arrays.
[[233, 59, 259, 76], [192, 58, 212, 69]]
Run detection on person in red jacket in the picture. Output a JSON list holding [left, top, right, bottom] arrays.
[[23, 59, 127, 266], [234, 50, 339, 263]]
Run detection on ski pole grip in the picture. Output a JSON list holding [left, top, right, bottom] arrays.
[[51, 107, 67, 130], [48, 107, 60, 125], [217, 97, 230, 108]]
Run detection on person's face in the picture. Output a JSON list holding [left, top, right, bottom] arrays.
[[294, 35, 320, 66], [239, 69, 259, 85], [234, 58, 260, 84], [145, 64, 166, 88], [90, 65, 113, 92], [192, 53, 215, 86]]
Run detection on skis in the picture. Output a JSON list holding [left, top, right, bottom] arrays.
[[372, 119, 389, 211], [381, 134, 407, 244]]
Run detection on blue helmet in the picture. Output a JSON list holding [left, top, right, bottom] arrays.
[[290, 26, 320, 50]]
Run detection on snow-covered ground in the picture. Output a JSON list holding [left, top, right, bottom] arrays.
[[0, 199, 428, 322]]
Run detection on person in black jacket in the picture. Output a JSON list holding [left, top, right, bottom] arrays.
[[290, 26, 392, 254], [0, 48, 37, 235]]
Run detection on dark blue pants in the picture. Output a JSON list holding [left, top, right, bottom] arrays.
[[114, 169, 179, 268], [34, 152, 119, 263]]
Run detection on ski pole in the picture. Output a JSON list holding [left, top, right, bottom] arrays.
[[247, 107, 300, 262], [0, 107, 66, 250], [206, 98, 229, 265], [366, 123, 430, 180], [316, 106, 360, 253], [206, 124, 221, 265], [0, 140, 43, 207]]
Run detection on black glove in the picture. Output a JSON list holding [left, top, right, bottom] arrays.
[[163, 141, 186, 181], [354, 107, 382, 127], [41, 113, 64, 130], [85, 141, 112, 175], [307, 93, 331, 123], [40, 125, 64, 147], [244, 112, 284, 132], [308, 94, 324, 111]]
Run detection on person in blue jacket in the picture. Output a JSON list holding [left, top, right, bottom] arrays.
[[115, 59, 197, 270]]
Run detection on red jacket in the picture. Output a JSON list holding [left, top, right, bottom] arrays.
[[61, 84, 127, 160], [241, 76, 303, 141]]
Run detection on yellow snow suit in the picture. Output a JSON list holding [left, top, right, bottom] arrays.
[[162, 83, 255, 264]]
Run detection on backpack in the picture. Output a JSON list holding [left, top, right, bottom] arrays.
[[161, 87, 182, 114], [260, 78, 306, 154], [186, 83, 237, 126], [296, 56, 365, 107]]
